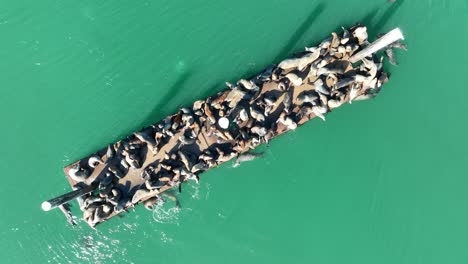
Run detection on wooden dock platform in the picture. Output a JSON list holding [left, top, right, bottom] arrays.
[[43, 25, 404, 227]]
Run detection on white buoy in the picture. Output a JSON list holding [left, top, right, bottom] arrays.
[[218, 117, 229, 129], [41, 201, 52, 211]]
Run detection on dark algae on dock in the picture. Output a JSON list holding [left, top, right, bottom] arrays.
[[42, 25, 405, 228]]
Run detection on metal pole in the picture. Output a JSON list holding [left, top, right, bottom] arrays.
[[350, 28, 404, 63], [41, 185, 95, 211]]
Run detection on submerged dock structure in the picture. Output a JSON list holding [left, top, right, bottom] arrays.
[[42, 25, 405, 227]]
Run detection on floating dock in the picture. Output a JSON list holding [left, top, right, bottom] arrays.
[[42, 25, 405, 227]]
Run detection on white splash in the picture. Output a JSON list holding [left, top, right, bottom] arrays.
[[151, 206, 181, 225]]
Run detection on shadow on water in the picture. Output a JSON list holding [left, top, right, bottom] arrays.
[[374, 0, 404, 32], [139, 3, 328, 129], [65, 2, 406, 180], [361, 7, 379, 27], [139, 72, 225, 130], [197, 81, 224, 100], [139, 71, 193, 128], [227, 3, 328, 82], [366, 0, 405, 39], [116, 2, 402, 142], [273, 3, 326, 63]]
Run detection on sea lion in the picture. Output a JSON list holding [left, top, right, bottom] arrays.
[[68, 165, 89, 182], [232, 152, 264, 168], [59, 203, 77, 226]]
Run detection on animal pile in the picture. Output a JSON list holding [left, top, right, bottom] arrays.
[[54, 25, 403, 227]]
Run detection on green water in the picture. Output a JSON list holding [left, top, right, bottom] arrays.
[[1, 0, 468, 263]]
